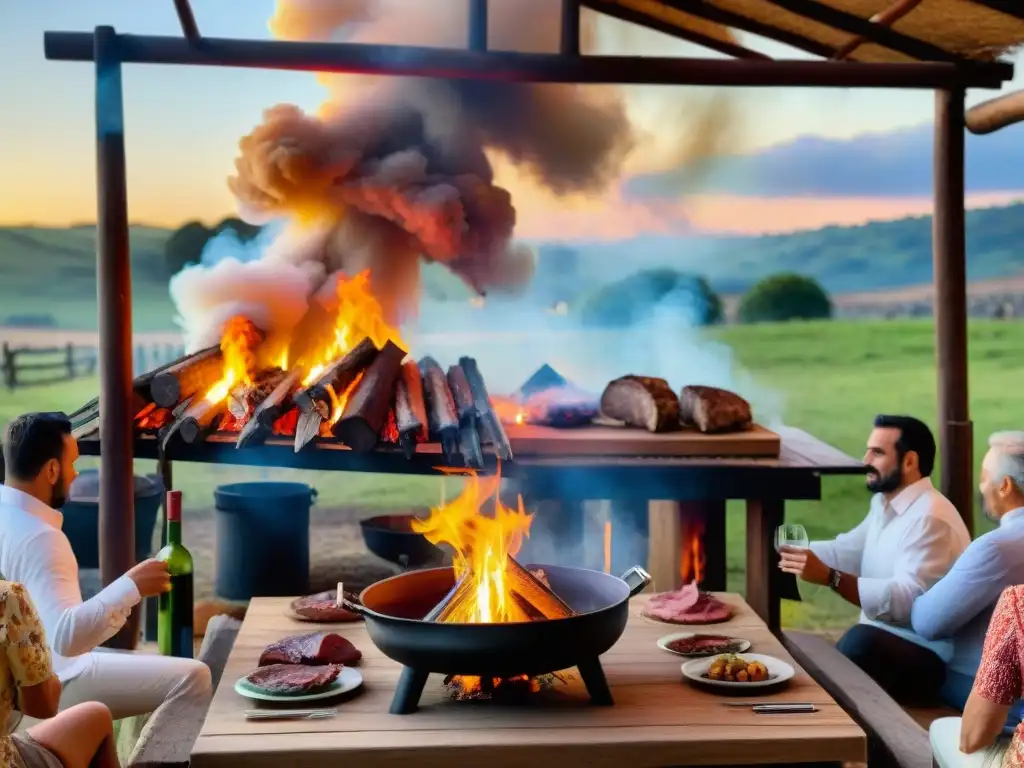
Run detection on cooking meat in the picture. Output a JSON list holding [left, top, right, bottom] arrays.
[[291, 590, 362, 622], [643, 582, 732, 624], [522, 387, 598, 428], [245, 663, 342, 695], [259, 632, 362, 667], [678, 385, 752, 433], [600, 376, 679, 433]]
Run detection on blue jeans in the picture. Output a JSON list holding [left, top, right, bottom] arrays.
[[942, 670, 1024, 735]]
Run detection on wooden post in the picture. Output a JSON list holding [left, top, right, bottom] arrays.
[[95, 26, 139, 649], [746, 498, 785, 635], [933, 87, 973, 535], [64, 342, 75, 380], [1, 343, 13, 390], [561, 0, 580, 56]]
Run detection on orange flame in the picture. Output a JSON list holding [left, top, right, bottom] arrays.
[[204, 316, 264, 404], [411, 467, 533, 624], [603, 520, 612, 574], [680, 519, 706, 585]]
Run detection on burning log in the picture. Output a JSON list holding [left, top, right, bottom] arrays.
[[227, 368, 289, 421], [395, 362, 428, 459], [293, 338, 379, 420], [332, 341, 407, 452], [236, 370, 302, 448], [447, 364, 484, 470], [148, 346, 223, 409], [162, 396, 225, 450], [459, 356, 513, 462], [419, 357, 459, 463]]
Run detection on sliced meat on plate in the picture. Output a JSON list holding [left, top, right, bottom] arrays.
[[245, 663, 342, 695], [290, 590, 362, 622], [643, 582, 732, 624], [259, 632, 362, 667]]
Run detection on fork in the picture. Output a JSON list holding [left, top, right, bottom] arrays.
[[244, 708, 337, 721]]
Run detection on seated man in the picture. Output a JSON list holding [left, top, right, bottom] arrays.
[[780, 414, 971, 704], [0, 412, 212, 722], [1, 580, 120, 768], [912, 431, 1024, 728]]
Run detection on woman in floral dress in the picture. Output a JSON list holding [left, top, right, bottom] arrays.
[[932, 584, 1024, 767]]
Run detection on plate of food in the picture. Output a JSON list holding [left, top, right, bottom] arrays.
[[235, 664, 363, 703], [681, 653, 794, 690], [288, 588, 363, 623], [657, 633, 750, 658]]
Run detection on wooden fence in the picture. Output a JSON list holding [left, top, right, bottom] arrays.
[[2, 342, 186, 391]]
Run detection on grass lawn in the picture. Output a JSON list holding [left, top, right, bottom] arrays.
[[3, 318, 1020, 632]]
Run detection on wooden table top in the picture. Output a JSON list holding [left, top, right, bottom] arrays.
[[191, 593, 865, 768]]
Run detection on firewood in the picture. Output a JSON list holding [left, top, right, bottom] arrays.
[[162, 396, 225, 450], [459, 356, 513, 461], [447, 364, 484, 469], [293, 338, 379, 418], [424, 576, 470, 622], [419, 357, 459, 463], [235, 370, 302, 448], [506, 556, 575, 619], [227, 368, 289, 420], [395, 362, 428, 459], [293, 410, 324, 453], [149, 346, 224, 408], [332, 341, 406, 452]]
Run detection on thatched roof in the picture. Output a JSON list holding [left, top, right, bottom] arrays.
[[584, 0, 1024, 63]]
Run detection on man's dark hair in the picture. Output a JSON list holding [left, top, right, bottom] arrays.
[[874, 414, 936, 477], [2, 412, 72, 482]]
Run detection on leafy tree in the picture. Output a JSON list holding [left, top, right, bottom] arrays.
[[738, 273, 832, 323], [579, 268, 723, 327], [163, 220, 210, 276], [214, 217, 261, 242]]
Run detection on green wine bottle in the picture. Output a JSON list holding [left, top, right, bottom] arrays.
[[156, 490, 194, 658]]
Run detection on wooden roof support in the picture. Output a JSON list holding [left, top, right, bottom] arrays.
[[832, 0, 926, 61], [582, 0, 772, 60], [966, 88, 1024, 134], [562, 0, 581, 56], [43, 30, 1011, 88], [762, 0, 968, 62], [172, 0, 200, 42], [967, 0, 1024, 21], [661, 0, 837, 58]]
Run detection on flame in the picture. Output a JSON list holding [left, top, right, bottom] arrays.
[[680, 519, 706, 585], [204, 316, 264, 404], [411, 467, 533, 625], [603, 521, 612, 574]]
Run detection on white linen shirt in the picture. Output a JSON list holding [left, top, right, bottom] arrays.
[[809, 477, 971, 659], [0, 485, 140, 682]]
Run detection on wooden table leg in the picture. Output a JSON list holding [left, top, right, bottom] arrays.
[[746, 498, 784, 635]]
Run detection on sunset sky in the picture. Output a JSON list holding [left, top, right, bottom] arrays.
[[2, 0, 1023, 237]]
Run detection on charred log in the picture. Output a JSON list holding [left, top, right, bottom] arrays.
[[447, 364, 484, 469], [227, 368, 289, 421], [395, 361, 428, 459], [332, 341, 406, 453], [293, 338, 378, 419], [380, 407, 400, 444], [162, 396, 225, 450], [236, 370, 302, 448], [148, 346, 223, 409], [460, 356, 513, 461], [419, 357, 459, 463], [293, 410, 324, 453]]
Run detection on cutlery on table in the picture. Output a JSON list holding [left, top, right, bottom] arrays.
[[723, 702, 817, 713], [244, 708, 338, 721]]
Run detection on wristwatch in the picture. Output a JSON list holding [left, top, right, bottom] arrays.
[[828, 568, 842, 591]]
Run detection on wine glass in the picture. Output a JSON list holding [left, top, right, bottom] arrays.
[[775, 524, 809, 553]]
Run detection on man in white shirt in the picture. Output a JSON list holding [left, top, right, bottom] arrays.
[[779, 414, 971, 704], [0, 412, 212, 722]]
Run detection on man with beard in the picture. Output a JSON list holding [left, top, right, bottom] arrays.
[[779, 414, 970, 703], [912, 431, 1024, 729], [0, 412, 211, 736]]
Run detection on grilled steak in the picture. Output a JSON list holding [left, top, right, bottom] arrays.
[[290, 590, 362, 622], [259, 632, 362, 667], [679, 385, 752, 433], [245, 663, 342, 695], [600, 376, 679, 433], [643, 582, 732, 624]]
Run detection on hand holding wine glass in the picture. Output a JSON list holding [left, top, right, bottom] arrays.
[[774, 524, 809, 552], [777, 525, 831, 585]]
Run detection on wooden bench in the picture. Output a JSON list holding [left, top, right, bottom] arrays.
[[783, 631, 959, 768], [125, 614, 242, 768]]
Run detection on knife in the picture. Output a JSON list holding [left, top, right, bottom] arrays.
[[244, 708, 337, 720]]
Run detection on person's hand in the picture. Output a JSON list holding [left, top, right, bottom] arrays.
[[778, 546, 830, 585], [126, 559, 171, 598]]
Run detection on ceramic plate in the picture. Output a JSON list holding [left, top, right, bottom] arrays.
[[234, 666, 363, 703], [681, 653, 794, 690], [287, 593, 363, 623], [657, 632, 751, 658]]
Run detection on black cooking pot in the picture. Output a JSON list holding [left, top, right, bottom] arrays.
[[359, 513, 442, 568], [352, 564, 650, 713]]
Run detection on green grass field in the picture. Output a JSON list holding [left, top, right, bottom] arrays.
[[3, 318, 1019, 632]]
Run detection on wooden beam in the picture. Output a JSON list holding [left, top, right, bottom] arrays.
[[43, 31, 1010, 89], [583, 0, 772, 60], [763, 0, 971, 63], [966, 88, 1024, 134], [562, 0, 581, 56], [94, 26, 140, 650], [967, 0, 1024, 21], [832, 0, 925, 61], [933, 88, 974, 536], [172, 0, 200, 41]]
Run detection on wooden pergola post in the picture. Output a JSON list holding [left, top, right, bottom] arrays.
[[95, 26, 140, 649], [933, 87, 974, 535]]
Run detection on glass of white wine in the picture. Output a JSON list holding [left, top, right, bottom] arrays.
[[775, 524, 809, 552]]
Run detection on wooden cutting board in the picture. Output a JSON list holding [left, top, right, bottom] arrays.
[[504, 422, 781, 458]]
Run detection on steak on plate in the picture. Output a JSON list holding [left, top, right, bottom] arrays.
[[600, 375, 679, 433], [259, 632, 362, 667], [291, 590, 362, 622], [678, 385, 752, 433], [245, 663, 342, 695], [643, 582, 732, 624], [666, 634, 742, 655]]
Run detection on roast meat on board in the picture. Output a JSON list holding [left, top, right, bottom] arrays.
[[679, 385, 753, 433], [599, 375, 680, 433]]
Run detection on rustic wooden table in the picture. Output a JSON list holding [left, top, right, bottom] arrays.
[[191, 593, 866, 768]]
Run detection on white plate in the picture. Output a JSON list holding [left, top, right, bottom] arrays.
[[657, 632, 751, 658], [681, 653, 795, 690], [235, 666, 364, 703]]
